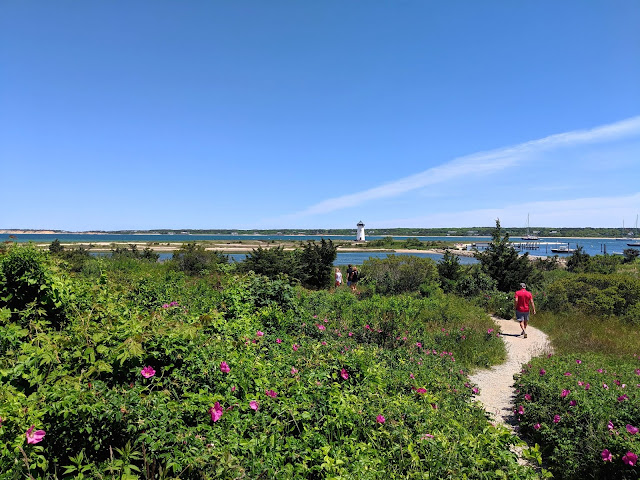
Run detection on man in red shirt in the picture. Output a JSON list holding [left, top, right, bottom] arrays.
[[514, 282, 536, 338]]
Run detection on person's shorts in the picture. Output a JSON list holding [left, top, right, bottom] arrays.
[[516, 311, 530, 322], [335, 281, 341, 287], [347, 281, 351, 286]]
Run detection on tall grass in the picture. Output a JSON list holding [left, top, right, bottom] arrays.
[[533, 311, 640, 357]]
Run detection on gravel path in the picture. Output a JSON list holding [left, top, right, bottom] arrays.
[[470, 316, 552, 426]]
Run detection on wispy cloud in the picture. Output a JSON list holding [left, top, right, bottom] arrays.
[[282, 116, 640, 220]]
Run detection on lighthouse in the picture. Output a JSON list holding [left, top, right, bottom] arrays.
[[356, 221, 366, 241]]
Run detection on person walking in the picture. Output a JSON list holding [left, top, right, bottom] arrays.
[[350, 267, 359, 293], [346, 265, 353, 288], [514, 282, 536, 338], [335, 267, 343, 288]]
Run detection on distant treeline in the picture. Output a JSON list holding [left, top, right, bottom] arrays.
[[100, 227, 637, 238]]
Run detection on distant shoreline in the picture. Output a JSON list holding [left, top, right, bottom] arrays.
[[0, 229, 633, 241]]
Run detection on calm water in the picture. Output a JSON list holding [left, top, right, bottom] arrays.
[[4, 233, 638, 260]]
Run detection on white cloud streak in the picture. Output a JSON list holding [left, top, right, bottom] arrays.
[[285, 116, 640, 219]]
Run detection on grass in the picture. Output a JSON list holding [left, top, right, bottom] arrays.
[[533, 311, 640, 357]]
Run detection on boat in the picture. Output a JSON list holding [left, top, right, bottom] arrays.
[[626, 215, 640, 246], [550, 242, 574, 253], [521, 214, 540, 241], [550, 246, 575, 253]]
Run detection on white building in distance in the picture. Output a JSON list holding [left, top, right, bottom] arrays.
[[356, 221, 366, 241]]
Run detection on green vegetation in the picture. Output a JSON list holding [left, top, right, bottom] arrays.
[[1, 236, 639, 479], [241, 239, 337, 289], [514, 354, 639, 479], [474, 220, 538, 292], [359, 255, 439, 296], [359, 236, 453, 250]]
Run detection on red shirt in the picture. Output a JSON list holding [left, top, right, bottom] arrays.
[[515, 289, 533, 312]]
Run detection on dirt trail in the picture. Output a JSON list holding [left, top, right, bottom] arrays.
[[470, 316, 552, 426]]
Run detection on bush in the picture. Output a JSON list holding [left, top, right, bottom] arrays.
[[360, 255, 438, 295], [0, 254, 538, 479], [514, 353, 639, 479], [240, 239, 336, 290], [240, 245, 298, 279], [545, 273, 640, 318], [623, 248, 640, 264], [171, 242, 228, 275], [0, 244, 67, 329]]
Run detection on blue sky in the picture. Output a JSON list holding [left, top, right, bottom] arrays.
[[1, 1, 639, 231]]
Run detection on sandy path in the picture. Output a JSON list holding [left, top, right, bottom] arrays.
[[470, 316, 552, 426]]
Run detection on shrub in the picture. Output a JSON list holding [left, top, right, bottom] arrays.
[[0, 254, 538, 479], [240, 245, 298, 279], [0, 244, 67, 329], [545, 273, 640, 318], [171, 242, 228, 275], [360, 255, 438, 295], [623, 248, 640, 264], [514, 353, 639, 479]]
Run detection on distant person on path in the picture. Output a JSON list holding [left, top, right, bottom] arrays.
[[346, 265, 353, 288], [514, 282, 536, 338], [335, 267, 343, 288], [350, 267, 359, 293]]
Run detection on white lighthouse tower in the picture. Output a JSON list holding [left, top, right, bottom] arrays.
[[356, 221, 366, 241]]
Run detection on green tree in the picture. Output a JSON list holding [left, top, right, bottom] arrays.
[[171, 242, 227, 275], [297, 239, 337, 289], [474, 219, 536, 292], [566, 246, 590, 273], [49, 238, 64, 254], [241, 246, 298, 279], [437, 249, 461, 293], [623, 248, 639, 264]]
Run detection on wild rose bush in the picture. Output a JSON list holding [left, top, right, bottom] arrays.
[[514, 353, 640, 479], [0, 247, 539, 479]]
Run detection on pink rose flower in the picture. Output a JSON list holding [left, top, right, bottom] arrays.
[[292, 344, 299, 351], [291, 367, 298, 375], [141, 366, 156, 378], [376, 415, 385, 424], [416, 388, 427, 394], [25, 425, 45, 444], [553, 415, 561, 423], [533, 423, 541, 430], [256, 331, 264, 337], [209, 402, 223, 422], [622, 451, 637, 466], [626, 424, 639, 435], [249, 401, 259, 411], [220, 361, 230, 373], [601, 449, 612, 462], [265, 389, 278, 398], [340, 368, 349, 380]]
